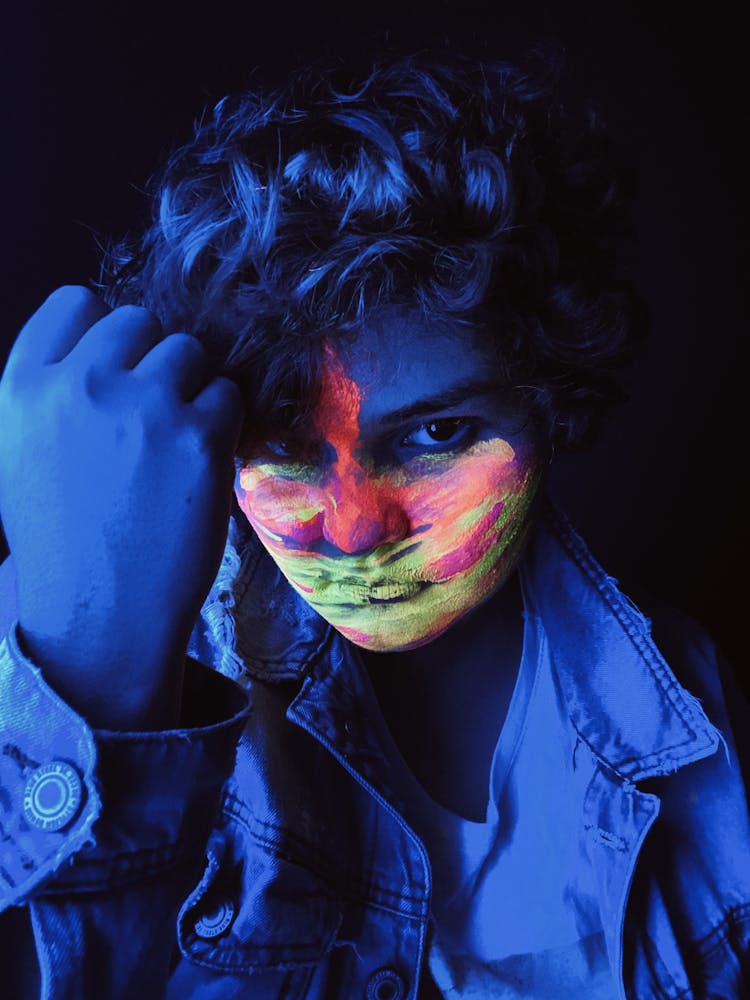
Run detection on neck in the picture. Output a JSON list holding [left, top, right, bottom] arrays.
[[360, 573, 526, 820]]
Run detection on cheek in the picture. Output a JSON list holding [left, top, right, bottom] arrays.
[[400, 443, 533, 530], [397, 445, 539, 572], [236, 441, 539, 561], [236, 467, 325, 546]]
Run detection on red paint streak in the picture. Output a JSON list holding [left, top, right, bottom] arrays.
[[310, 348, 409, 553]]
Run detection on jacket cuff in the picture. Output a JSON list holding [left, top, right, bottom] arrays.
[[0, 622, 250, 907]]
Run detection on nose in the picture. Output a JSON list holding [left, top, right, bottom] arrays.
[[322, 503, 408, 555], [321, 467, 409, 555]]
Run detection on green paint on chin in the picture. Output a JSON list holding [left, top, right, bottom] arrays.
[[248, 455, 543, 652], [281, 495, 537, 651]]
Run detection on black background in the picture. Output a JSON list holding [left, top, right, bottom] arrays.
[[1, 1, 746, 678]]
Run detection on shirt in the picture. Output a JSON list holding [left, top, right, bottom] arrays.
[[370, 558, 618, 997]]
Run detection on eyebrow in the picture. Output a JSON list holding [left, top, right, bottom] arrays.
[[379, 378, 507, 427]]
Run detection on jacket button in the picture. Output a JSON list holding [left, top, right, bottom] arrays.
[[194, 896, 235, 939], [365, 967, 407, 1000], [23, 761, 83, 832]]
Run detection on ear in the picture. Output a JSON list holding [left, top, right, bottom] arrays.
[[0, 554, 17, 636]]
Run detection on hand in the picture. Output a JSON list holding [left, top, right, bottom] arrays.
[[0, 286, 244, 728]]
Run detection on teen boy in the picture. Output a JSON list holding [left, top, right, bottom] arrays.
[[1, 52, 748, 998]]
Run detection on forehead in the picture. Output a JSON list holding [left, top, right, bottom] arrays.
[[329, 307, 499, 422]]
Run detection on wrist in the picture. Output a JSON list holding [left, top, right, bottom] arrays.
[[16, 622, 185, 731]]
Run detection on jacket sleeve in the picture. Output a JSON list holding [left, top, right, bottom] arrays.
[[0, 574, 250, 998]]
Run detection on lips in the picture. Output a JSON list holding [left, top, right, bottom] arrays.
[[332, 579, 426, 603]]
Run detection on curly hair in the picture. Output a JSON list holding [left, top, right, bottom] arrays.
[[101, 48, 646, 453]]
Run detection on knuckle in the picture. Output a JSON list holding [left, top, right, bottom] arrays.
[[167, 331, 206, 353], [48, 284, 98, 307], [213, 375, 244, 407], [81, 360, 121, 405], [163, 333, 210, 367], [1, 356, 41, 398], [113, 303, 162, 329], [0, 360, 13, 395], [201, 382, 246, 433]]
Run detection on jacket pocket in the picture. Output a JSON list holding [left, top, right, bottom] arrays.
[[177, 813, 343, 975]]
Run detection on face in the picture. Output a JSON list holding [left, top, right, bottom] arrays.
[[235, 308, 544, 652]]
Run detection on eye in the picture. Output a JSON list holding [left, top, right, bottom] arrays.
[[264, 439, 294, 458], [399, 418, 475, 451], [258, 436, 327, 466]]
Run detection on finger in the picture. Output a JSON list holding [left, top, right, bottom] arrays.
[[70, 304, 163, 371], [132, 333, 213, 400], [4, 286, 109, 378], [191, 376, 246, 453]]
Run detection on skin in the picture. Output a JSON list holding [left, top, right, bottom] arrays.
[[0, 288, 243, 729], [234, 307, 545, 654]]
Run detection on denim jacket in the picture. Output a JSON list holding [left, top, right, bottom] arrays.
[[0, 502, 748, 999]]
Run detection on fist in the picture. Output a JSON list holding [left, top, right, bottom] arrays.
[[0, 286, 244, 727]]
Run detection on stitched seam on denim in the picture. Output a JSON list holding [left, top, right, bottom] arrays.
[[297, 653, 389, 767], [235, 812, 426, 911], [291, 644, 434, 913], [233, 574, 333, 681], [1, 742, 40, 771], [308, 641, 366, 705], [659, 985, 691, 1000], [185, 907, 420, 973], [221, 794, 426, 911], [233, 533, 266, 607], [692, 901, 750, 962], [547, 505, 693, 716], [239, 821, 424, 909], [182, 947, 337, 974], [239, 627, 330, 680], [544, 504, 713, 769], [344, 894, 426, 921], [182, 902, 343, 973], [96, 711, 248, 743], [582, 823, 628, 851], [231, 538, 332, 679], [184, 930, 341, 959], [34, 837, 206, 893]]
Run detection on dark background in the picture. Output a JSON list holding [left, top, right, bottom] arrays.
[[1, 1, 746, 677]]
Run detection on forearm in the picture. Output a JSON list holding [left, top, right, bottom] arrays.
[[1, 624, 249, 995], [16, 620, 187, 731]]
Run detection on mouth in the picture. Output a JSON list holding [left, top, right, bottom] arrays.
[[337, 579, 428, 604]]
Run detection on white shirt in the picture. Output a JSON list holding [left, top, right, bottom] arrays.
[[376, 563, 619, 998]]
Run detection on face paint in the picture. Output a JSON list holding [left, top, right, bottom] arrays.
[[236, 346, 543, 652]]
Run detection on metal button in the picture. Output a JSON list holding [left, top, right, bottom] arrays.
[[23, 761, 83, 832], [365, 967, 406, 1000], [195, 896, 235, 939]]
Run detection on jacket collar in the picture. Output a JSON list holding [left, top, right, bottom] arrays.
[[523, 502, 721, 781], [199, 510, 331, 683], [207, 498, 721, 782]]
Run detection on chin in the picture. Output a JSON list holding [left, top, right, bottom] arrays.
[[333, 615, 458, 654]]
